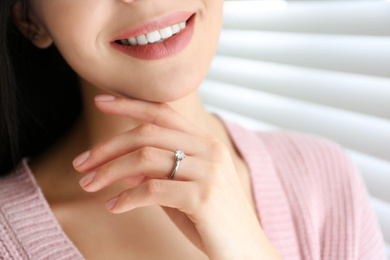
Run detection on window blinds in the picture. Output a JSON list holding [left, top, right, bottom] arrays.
[[199, 1, 390, 257]]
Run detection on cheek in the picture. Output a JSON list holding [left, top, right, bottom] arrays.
[[42, 2, 111, 74]]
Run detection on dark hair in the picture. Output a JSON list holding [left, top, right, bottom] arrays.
[[0, 0, 82, 175]]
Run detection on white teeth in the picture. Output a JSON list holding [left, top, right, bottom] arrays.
[[136, 35, 148, 45], [128, 37, 137, 46], [159, 27, 173, 39], [146, 30, 161, 43], [121, 21, 187, 46], [171, 24, 180, 34]]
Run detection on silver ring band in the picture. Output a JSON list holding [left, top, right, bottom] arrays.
[[168, 150, 185, 180]]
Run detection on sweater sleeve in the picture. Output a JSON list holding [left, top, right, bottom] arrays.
[[300, 134, 387, 260], [349, 159, 387, 259], [0, 216, 24, 259], [306, 134, 387, 260]]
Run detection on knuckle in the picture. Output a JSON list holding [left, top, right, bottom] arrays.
[[137, 123, 158, 137], [198, 184, 217, 208], [145, 180, 162, 197], [207, 138, 229, 160], [193, 163, 223, 207], [156, 102, 171, 113], [144, 103, 170, 124], [152, 103, 171, 124], [120, 190, 134, 205], [138, 147, 157, 163]]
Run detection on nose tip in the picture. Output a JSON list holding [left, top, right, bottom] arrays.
[[121, 0, 135, 3]]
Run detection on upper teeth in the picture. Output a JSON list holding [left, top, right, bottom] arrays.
[[120, 22, 186, 46]]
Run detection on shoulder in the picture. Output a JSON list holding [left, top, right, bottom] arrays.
[[226, 120, 358, 204], [225, 120, 354, 182], [254, 130, 359, 206], [0, 161, 38, 259], [0, 160, 37, 204], [256, 130, 355, 178], [254, 130, 365, 208], [0, 161, 85, 259], [257, 130, 347, 161]]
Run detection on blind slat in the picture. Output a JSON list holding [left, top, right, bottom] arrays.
[[387, 245, 390, 260], [371, 198, 390, 245], [217, 30, 390, 78], [205, 104, 280, 131], [348, 151, 390, 204], [207, 55, 390, 119], [223, 1, 390, 36]]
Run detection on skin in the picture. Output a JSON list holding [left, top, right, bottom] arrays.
[[13, 0, 282, 259]]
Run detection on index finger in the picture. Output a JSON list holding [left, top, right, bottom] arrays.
[[94, 95, 211, 137]]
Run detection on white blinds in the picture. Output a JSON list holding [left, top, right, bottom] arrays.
[[199, 0, 390, 257]]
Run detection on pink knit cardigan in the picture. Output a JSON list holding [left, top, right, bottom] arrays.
[[0, 122, 386, 259]]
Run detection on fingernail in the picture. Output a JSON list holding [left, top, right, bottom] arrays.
[[79, 171, 96, 187], [105, 197, 119, 210], [95, 95, 116, 102], [73, 151, 90, 167]]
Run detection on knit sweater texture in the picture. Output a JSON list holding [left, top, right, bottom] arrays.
[[0, 121, 386, 259]]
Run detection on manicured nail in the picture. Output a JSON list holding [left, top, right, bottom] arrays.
[[105, 197, 119, 210], [95, 95, 116, 102], [73, 151, 90, 167], [79, 171, 96, 187]]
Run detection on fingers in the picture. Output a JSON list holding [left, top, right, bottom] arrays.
[[94, 95, 210, 137], [106, 180, 199, 215], [73, 95, 232, 220], [79, 147, 207, 192], [73, 123, 218, 173]]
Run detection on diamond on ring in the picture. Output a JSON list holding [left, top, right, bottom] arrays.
[[175, 150, 185, 160]]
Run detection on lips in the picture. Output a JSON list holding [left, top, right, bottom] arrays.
[[110, 12, 196, 60], [115, 21, 187, 46]]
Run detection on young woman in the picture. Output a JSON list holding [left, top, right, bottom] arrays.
[[0, 0, 386, 259]]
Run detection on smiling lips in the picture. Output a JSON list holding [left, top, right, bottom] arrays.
[[118, 22, 187, 46], [110, 11, 195, 60]]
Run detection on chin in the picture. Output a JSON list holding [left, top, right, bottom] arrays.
[[118, 77, 200, 103], [109, 61, 207, 102]]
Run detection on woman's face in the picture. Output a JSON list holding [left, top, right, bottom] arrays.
[[28, 0, 224, 102]]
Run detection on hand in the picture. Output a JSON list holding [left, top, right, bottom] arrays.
[[73, 95, 281, 260]]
